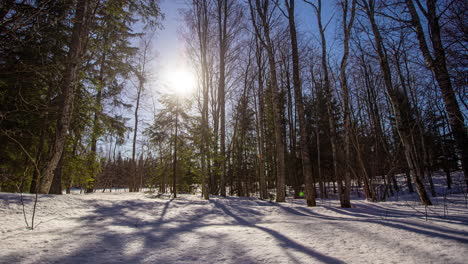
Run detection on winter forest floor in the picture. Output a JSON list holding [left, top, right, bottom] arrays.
[[1, 177, 468, 264]]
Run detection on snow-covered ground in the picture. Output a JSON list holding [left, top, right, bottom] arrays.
[[1, 188, 467, 264]]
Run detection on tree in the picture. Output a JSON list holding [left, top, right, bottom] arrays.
[[359, 0, 432, 205], [188, 0, 211, 200], [130, 33, 154, 192], [249, 0, 286, 202], [283, 0, 317, 206], [336, 0, 357, 207], [305, 0, 341, 205], [404, 0, 468, 186], [38, 0, 95, 194]]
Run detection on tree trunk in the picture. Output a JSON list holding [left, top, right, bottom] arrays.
[[337, 0, 356, 208], [88, 47, 107, 193], [131, 83, 142, 192], [254, 41, 267, 199], [309, 0, 340, 205], [405, 0, 468, 186], [286, 0, 316, 206], [363, 0, 431, 205], [195, 0, 210, 200], [172, 109, 178, 198], [217, 0, 227, 197], [49, 154, 64, 195], [38, 0, 91, 194], [248, 0, 286, 202]]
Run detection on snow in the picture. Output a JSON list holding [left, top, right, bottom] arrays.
[[1, 181, 468, 263]]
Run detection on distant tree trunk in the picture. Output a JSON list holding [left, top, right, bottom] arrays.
[[405, 168, 414, 193], [172, 108, 178, 198], [88, 47, 107, 193], [444, 166, 452, 190], [286, 0, 316, 206], [194, 0, 210, 200], [38, 0, 92, 194], [131, 35, 152, 192], [316, 120, 325, 199], [30, 121, 46, 193], [306, 0, 340, 205], [131, 81, 142, 192], [254, 39, 268, 199], [217, 0, 227, 197], [353, 59, 377, 201]]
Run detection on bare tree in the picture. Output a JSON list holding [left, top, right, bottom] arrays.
[[282, 0, 317, 206], [404, 0, 468, 186], [359, 0, 432, 205], [304, 0, 341, 205], [248, 0, 286, 202], [337, 0, 357, 207]]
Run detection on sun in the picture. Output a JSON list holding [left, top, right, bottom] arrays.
[[164, 66, 196, 96]]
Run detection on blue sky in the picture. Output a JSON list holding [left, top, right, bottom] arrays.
[[151, 0, 339, 89], [119, 0, 339, 157]]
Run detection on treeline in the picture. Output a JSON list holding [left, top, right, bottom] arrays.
[[1, 0, 467, 208], [172, 0, 467, 206]]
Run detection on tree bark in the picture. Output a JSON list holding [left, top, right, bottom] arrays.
[[286, 0, 316, 206], [38, 0, 92, 194], [49, 154, 64, 195]]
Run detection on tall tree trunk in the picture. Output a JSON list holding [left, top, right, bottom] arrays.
[[38, 0, 92, 194], [217, 0, 227, 197], [337, 0, 356, 208], [307, 0, 340, 205], [88, 47, 107, 193], [249, 0, 286, 202], [286, 0, 316, 206], [254, 38, 268, 199], [195, 0, 210, 200], [405, 0, 468, 186], [362, 0, 431, 205]]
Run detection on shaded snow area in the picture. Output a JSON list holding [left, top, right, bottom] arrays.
[[1, 192, 467, 264]]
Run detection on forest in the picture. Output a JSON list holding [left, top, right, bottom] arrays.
[[1, 0, 467, 263], [0, 0, 467, 205]]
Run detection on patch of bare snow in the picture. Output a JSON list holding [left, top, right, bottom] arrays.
[[0, 191, 467, 264]]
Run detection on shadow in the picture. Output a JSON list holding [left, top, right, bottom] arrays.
[[2, 193, 467, 264], [38, 196, 263, 264], [275, 202, 468, 244], [211, 199, 345, 264]]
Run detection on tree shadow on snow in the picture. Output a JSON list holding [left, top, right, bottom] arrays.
[[275, 202, 468, 244], [3, 195, 467, 264], [210, 199, 345, 264], [39, 196, 264, 264]]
